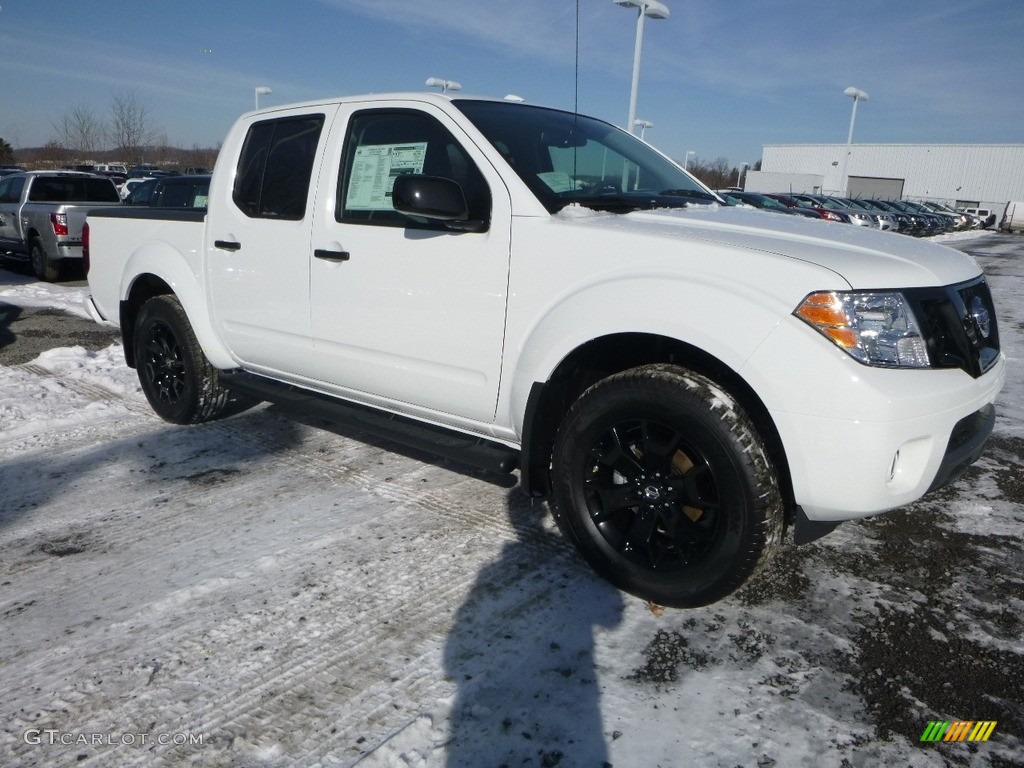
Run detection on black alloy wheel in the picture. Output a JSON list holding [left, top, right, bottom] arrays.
[[551, 364, 783, 608]]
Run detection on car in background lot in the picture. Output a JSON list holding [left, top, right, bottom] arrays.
[[919, 201, 972, 230], [124, 174, 210, 208], [119, 176, 156, 200], [831, 197, 897, 231], [962, 207, 997, 229], [878, 200, 948, 235], [792, 194, 878, 227], [762, 193, 851, 224], [0, 171, 121, 280], [722, 191, 823, 218]]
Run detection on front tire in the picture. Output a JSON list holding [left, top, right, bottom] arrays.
[[30, 238, 60, 282], [551, 364, 783, 608], [133, 295, 232, 424]]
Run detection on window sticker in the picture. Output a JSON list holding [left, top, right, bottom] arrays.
[[346, 142, 427, 210]]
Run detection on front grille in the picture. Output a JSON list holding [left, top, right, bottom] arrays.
[[906, 276, 1000, 378]]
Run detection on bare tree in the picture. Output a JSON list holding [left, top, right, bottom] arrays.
[[37, 140, 71, 168], [52, 105, 107, 156], [110, 90, 159, 165], [685, 156, 734, 191]]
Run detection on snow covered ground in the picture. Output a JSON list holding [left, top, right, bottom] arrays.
[[1, 231, 1022, 768]]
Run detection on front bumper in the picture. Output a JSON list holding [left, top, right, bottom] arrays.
[[742, 316, 1005, 522]]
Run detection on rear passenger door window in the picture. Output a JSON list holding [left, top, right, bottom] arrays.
[[233, 115, 325, 220]]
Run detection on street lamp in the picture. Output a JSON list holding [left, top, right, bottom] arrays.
[[425, 77, 462, 94], [684, 150, 695, 169], [633, 119, 653, 139], [839, 86, 868, 195], [254, 86, 272, 109], [614, 0, 670, 134]]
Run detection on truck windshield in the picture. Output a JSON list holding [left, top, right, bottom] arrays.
[[454, 100, 718, 214]]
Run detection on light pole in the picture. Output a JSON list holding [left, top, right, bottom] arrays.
[[614, 0, 670, 134], [839, 86, 868, 195], [254, 86, 272, 109], [425, 77, 462, 94], [684, 150, 695, 169], [633, 119, 653, 139]]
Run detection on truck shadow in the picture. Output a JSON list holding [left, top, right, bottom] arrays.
[[0, 301, 23, 351], [441, 489, 624, 766], [0, 407, 305, 534]]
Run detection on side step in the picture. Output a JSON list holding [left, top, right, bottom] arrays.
[[220, 370, 520, 476]]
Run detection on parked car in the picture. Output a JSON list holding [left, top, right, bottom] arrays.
[[124, 174, 210, 208], [831, 197, 897, 231], [119, 176, 156, 200], [896, 201, 955, 233], [125, 165, 172, 180], [764, 193, 851, 223], [962, 207, 997, 228], [723, 191, 822, 218], [918, 201, 972, 230], [94, 163, 127, 175], [0, 171, 121, 280], [878, 200, 946, 236], [792, 194, 875, 227]]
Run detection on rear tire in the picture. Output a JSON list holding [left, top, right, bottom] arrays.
[[30, 238, 60, 282], [551, 364, 783, 608], [133, 295, 232, 424]]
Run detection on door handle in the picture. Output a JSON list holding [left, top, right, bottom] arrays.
[[314, 248, 350, 262], [214, 240, 241, 251]]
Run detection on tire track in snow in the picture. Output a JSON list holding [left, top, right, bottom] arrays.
[[3, 362, 582, 767]]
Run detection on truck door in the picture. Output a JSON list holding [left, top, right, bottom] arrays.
[[0, 175, 26, 251], [206, 109, 335, 377], [308, 106, 511, 424]]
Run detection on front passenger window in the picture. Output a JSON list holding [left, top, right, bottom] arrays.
[[338, 110, 490, 229]]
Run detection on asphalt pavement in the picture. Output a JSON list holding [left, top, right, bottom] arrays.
[[0, 265, 119, 366]]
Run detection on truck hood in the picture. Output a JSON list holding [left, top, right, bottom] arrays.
[[558, 204, 981, 289]]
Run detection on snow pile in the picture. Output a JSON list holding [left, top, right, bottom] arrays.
[[0, 277, 92, 319]]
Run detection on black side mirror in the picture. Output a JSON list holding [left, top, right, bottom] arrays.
[[391, 175, 486, 233]]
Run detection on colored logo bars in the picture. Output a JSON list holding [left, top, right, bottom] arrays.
[[920, 721, 997, 743]]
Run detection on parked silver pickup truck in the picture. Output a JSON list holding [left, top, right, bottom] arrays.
[[0, 170, 121, 280]]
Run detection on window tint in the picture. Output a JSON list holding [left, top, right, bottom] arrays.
[[338, 110, 490, 228], [160, 180, 209, 208], [27, 176, 120, 203], [0, 176, 25, 203], [233, 114, 324, 220]]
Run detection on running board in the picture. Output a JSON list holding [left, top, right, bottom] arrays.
[[220, 370, 520, 476]]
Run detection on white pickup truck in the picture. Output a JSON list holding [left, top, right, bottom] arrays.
[[84, 92, 1005, 607]]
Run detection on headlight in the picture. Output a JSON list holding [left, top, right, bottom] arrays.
[[795, 291, 931, 368]]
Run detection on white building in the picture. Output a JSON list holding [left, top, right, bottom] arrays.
[[744, 143, 1024, 211]]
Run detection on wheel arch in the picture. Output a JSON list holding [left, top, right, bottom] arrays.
[[519, 332, 795, 520], [120, 274, 175, 368], [119, 272, 233, 372]]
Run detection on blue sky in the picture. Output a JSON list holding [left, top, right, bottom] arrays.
[[1, 0, 1022, 166]]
